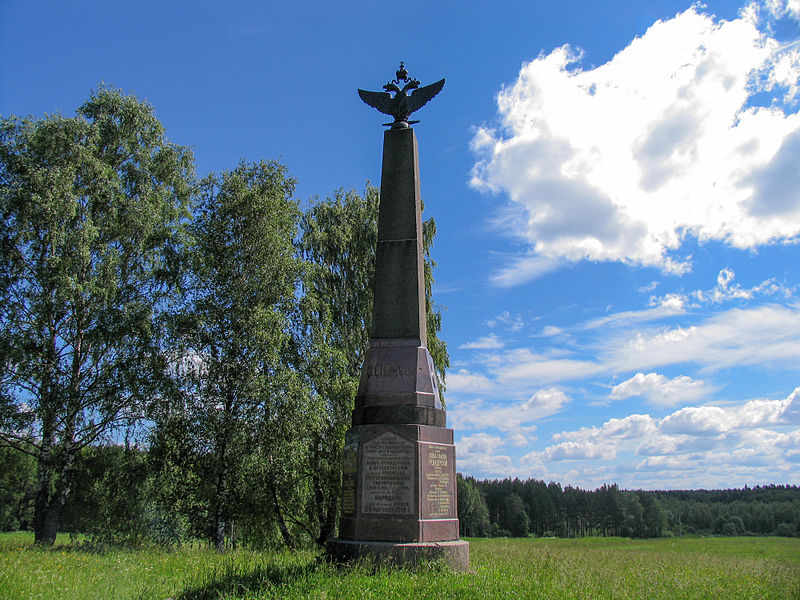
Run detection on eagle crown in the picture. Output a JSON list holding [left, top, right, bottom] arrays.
[[358, 62, 445, 128], [383, 62, 420, 96]]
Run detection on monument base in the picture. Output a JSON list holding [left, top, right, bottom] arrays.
[[326, 538, 469, 571]]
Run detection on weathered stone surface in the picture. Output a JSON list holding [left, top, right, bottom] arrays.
[[371, 128, 427, 345], [354, 338, 441, 413], [337, 424, 459, 543]]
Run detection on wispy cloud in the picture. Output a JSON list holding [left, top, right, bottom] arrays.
[[485, 310, 525, 332], [489, 254, 563, 287], [450, 388, 571, 432], [459, 333, 505, 350]]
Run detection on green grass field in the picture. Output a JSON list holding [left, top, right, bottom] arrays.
[[1, 533, 797, 599]]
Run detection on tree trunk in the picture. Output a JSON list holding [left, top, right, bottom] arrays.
[[213, 437, 228, 552], [33, 455, 57, 546], [34, 442, 75, 546], [269, 479, 295, 550], [312, 439, 339, 546]]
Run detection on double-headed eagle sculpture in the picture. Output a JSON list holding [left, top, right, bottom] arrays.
[[358, 62, 445, 128]]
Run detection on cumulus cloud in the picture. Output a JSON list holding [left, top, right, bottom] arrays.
[[659, 406, 736, 435], [540, 440, 616, 462], [457, 432, 507, 455], [471, 4, 800, 276], [456, 432, 514, 476], [610, 372, 710, 407], [447, 369, 494, 393], [552, 413, 659, 444], [523, 389, 800, 487]]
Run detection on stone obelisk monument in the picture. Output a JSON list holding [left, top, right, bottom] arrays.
[[327, 64, 469, 570]]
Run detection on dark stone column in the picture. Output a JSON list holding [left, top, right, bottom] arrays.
[[372, 127, 427, 345], [327, 127, 468, 571]]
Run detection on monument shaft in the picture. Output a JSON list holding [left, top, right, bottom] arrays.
[[328, 125, 468, 570], [372, 127, 426, 345]]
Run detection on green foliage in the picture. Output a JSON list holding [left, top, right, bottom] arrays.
[[297, 186, 379, 545], [422, 213, 449, 402], [457, 474, 490, 537], [474, 478, 800, 539], [154, 160, 306, 550], [0, 448, 35, 531], [0, 85, 193, 545], [0, 88, 453, 551]]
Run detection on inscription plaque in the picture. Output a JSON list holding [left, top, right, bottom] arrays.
[[340, 438, 358, 515], [422, 443, 454, 518], [361, 432, 415, 515]]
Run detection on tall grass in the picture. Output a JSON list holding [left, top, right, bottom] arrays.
[[1, 533, 797, 599]]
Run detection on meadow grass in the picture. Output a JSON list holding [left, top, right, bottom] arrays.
[[0, 532, 797, 599]]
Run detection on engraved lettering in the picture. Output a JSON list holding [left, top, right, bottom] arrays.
[[340, 441, 358, 515], [422, 444, 454, 519], [360, 432, 414, 515], [371, 363, 416, 377]]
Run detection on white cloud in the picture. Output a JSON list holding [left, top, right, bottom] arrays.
[[581, 294, 687, 330], [764, 0, 800, 20], [455, 303, 800, 398], [638, 281, 660, 293], [489, 254, 563, 287], [447, 369, 494, 392], [688, 268, 794, 304], [610, 372, 710, 407], [519, 389, 800, 488], [539, 440, 616, 462], [449, 388, 571, 432], [457, 432, 506, 455], [485, 310, 525, 332], [459, 333, 505, 350], [471, 5, 800, 275], [456, 432, 514, 476], [659, 406, 736, 435], [552, 413, 659, 444], [605, 303, 800, 372]]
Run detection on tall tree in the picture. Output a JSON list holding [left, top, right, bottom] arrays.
[[161, 160, 305, 550], [0, 87, 193, 545], [298, 185, 450, 544], [457, 474, 490, 537], [297, 187, 378, 544]]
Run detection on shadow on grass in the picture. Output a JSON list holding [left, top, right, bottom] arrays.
[[173, 554, 450, 599], [175, 555, 324, 600]]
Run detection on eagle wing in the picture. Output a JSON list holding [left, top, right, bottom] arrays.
[[407, 78, 445, 114], [357, 89, 395, 117]]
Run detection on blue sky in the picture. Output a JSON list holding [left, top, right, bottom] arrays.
[[2, 0, 799, 490]]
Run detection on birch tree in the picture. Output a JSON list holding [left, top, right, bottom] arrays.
[[0, 87, 193, 545]]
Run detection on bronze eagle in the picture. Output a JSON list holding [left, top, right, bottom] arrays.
[[358, 63, 445, 128]]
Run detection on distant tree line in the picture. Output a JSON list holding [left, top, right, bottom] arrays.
[[457, 476, 800, 539], [0, 86, 448, 549]]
